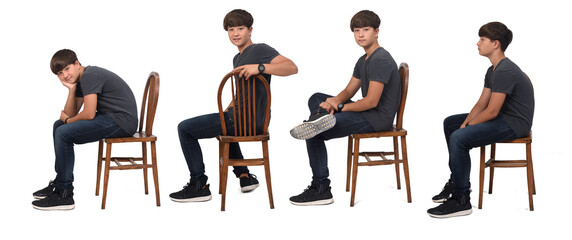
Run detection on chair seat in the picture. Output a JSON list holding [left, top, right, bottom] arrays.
[[104, 132, 157, 143], [352, 127, 407, 138], [501, 133, 532, 143], [216, 134, 269, 143]]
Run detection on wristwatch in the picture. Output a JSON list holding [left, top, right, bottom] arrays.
[[258, 63, 265, 74], [337, 103, 344, 112]]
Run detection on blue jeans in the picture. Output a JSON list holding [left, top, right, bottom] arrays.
[[444, 113, 517, 195], [53, 113, 129, 192], [178, 112, 249, 185], [305, 93, 377, 190]]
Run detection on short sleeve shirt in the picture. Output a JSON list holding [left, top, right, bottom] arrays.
[[352, 47, 401, 131], [484, 58, 534, 137], [76, 66, 138, 135]]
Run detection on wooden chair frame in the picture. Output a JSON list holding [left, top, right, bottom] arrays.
[[346, 62, 411, 207], [216, 71, 273, 211], [95, 72, 160, 209], [478, 133, 536, 211]]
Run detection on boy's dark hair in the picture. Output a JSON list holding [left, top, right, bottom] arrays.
[[223, 9, 254, 31], [479, 22, 513, 52], [350, 10, 380, 32], [50, 49, 79, 74]]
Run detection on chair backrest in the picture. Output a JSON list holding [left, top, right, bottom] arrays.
[[395, 62, 409, 130], [139, 72, 160, 136], [217, 71, 271, 137]]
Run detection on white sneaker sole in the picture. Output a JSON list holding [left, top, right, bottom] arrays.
[[428, 209, 473, 218], [170, 195, 212, 203], [241, 183, 259, 193], [32, 204, 75, 211], [290, 198, 334, 206], [290, 114, 336, 140]]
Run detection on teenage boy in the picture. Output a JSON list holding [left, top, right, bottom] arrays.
[[289, 10, 401, 205], [427, 22, 534, 218], [169, 9, 298, 202], [32, 49, 138, 210]]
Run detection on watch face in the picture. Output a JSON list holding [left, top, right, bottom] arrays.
[[258, 64, 265, 73]]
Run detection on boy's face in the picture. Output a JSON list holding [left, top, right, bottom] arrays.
[[227, 25, 252, 48], [353, 26, 379, 48], [56, 61, 82, 84], [477, 37, 497, 56]]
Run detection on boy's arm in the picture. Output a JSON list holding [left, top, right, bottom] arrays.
[[61, 94, 97, 123], [232, 54, 298, 78], [61, 81, 83, 117], [462, 88, 505, 128], [321, 77, 383, 114]]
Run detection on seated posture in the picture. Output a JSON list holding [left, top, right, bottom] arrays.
[[427, 22, 535, 218], [289, 10, 401, 205], [33, 49, 138, 210], [170, 9, 297, 202]]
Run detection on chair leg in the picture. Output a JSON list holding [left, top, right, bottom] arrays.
[[96, 140, 103, 196], [102, 143, 113, 209], [346, 136, 353, 192], [393, 136, 401, 190], [489, 143, 496, 194], [478, 146, 486, 209], [489, 167, 495, 194], [350, 138, 360, 207], [220, 143, 230, 211], [262, 141, 274, 209], [218, 141, 223, 195], [526, 142, 534, 211], [142, 142, 149, 195], [400, 136, 411, 203], [151, 141, 160, 207]]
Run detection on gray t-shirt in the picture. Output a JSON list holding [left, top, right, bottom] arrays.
[[352, 47, 401, 132], [231, 44, 279, 131], [76, 66, 138, 135], [484, 58, 534, 137]]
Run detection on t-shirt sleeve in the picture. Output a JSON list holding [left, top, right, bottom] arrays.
[[257, 44, 280, 64], [491, 70, 517, 94], [368, 58, 393, 84], [352, 61, 361, 79], [80, 71, 106, 96]]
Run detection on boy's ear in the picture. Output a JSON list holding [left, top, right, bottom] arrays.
[[493, 40, 501, 49]]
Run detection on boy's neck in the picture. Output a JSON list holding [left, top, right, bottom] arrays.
[[364, 42, 381, 59], [488, 51, 506, 70], [238, 41, 254, 54]]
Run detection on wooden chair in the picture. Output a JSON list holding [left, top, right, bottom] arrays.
[[95, 72, 160, 209], [216, 71, 274, 211], [478, 133, 535, 211], [478, 75, 535, 211], [346, 62, 411, 207]]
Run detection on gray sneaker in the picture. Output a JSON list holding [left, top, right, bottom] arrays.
[[290, 113, 336, 140]]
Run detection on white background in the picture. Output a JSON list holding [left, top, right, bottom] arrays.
[[1, 0, 570, 239]]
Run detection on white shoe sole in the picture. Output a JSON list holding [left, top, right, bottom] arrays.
[[290, 198, 334, 206], [428, 209, 473, 218], [241, 183, 259, 193], [170, 195, 212, 203], [32, 204, 75, 211], [290, 114, 336, 140]]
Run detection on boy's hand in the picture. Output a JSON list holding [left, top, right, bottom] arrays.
[[233, 64, 260, 78]]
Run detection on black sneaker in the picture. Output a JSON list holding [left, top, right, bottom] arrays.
[[32, 190, 75, 211], [290, 185, 334, 206], [240, 174, 259, 193], [169, 183, 212, 202], [290, 113, 336, 140], [33, 180, 56, 199], [427, 194, 472, 218], [432, 180, 454, 203]]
